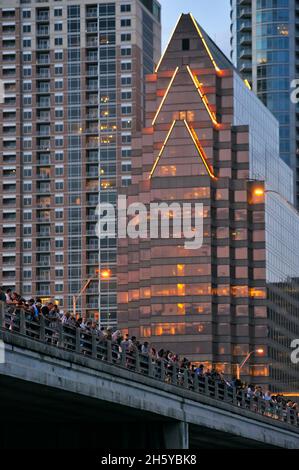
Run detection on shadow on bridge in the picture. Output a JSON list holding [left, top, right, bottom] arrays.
[[0, 375, 277, 449]]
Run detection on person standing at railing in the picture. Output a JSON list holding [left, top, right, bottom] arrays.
[[5, 288, 13, 305]]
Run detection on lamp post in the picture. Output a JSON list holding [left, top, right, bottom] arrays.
[[236, 348, 264, 380], [72, 269, 111, 319]]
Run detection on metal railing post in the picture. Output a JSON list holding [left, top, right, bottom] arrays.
[[286, 407, 291, 425], [121, 349, 127, 368], [106, 340, 112, 363], [183, 369, 189, 388], [224, 384, 228, 402], [20, 309, 26, 335], [204, 375, 209, 396], [147, 355, 153, 377], [241, 390, 246, 408], [135, 351, 140, 373], [232, 387, 237, 405], [91, 333, 97, 358], [57, 322, 63, 348], [214, 381, 219, 400], [75, 327, 81, 353], [39, 315, 45, 342], [172, 363, 178, 385], [193, 372, 199, 392], [0, 303, 4, 329], [160, 360, 165, 382]]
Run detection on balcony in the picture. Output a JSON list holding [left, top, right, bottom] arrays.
[[86, 54, 98, 62], [37, 41, 50, 50], [87, 196, 99, 206], [87, 241, 99, 250], [87, 214, 98, 222], [37, 69, 50, 79], [240, 62, 252, 73], [3, 184, 16, 192], [86, 111, 98, 120], [2, 258, 16, 265], [239, 21, 251, 33], [36, 289, 51, 296], [37, 229, 50, 237], [37, 56, 50, 65], [37, 99, 51, 108], [87, 96, 98, 105], [2, 54, 16, 62], [3, 112, 16, 121], [86, 126, 98, 135], [36, 244, 50, 252], [36, 274, 50, 282], [2, 40, 15, 49], [240, 48, 252, 60], [239, 7, 251, 19], [87, 68, 98, 77], [37, 84, 50, 93], [37, 141, 51, 150], [37, 216, 51, 223], [87, 38, 98, 47], [36, 12, 49, 21], [86, 9, 98, 18], [37, 27, 49, 36], [37, 156, 50, 165], [240, 35, 252, 46], [37, 171, 51, 180], [36, 259, 50, 267], [37, 112, 50, 122], [36, 185, 51, 194]]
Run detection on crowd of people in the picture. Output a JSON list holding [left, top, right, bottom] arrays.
[[1, 288, 298, 423]]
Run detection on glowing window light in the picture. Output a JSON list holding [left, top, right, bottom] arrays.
[[183, 120, 217, 179], [152, 66, 179, 126], [149, 119, 176, 179], [155, 14, 183, 72], [186, 65, 220, 127], [189, 13, 221, 73]]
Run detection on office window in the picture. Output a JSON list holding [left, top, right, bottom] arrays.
[[121, 19, 131, 27], [121, 4, 131, 12]]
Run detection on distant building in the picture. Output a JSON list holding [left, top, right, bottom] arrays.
[[118, 13, 299, 391], [230, 0, 298, 206], [0, 0, 161, 324]]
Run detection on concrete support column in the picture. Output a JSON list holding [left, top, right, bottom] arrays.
[[163, 421, 189, 449]]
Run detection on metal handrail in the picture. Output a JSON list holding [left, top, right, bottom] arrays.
[[0, 304, 298, 428]]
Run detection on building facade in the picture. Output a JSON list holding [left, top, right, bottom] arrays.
[[117, 13, 299, 391], [230, 0, 299, 206], [0, 0, 161, 324]]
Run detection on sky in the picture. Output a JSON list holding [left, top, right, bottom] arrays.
[[159, 0, 231, 59]]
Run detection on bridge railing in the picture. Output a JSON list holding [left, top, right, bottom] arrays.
[[1, 305, 298, 428]]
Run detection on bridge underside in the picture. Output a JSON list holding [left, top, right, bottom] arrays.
[[0, 376, 277, 449]]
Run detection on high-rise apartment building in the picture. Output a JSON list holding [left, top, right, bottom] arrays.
[[118, 13, 299, 391], [0, 0, 161, 324], [230, 0, 299, 206]]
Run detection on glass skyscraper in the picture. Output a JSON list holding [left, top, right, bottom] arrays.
[[0, 0, 161, 325], [118, 13, 299, 391], [231, 0, 298, 206]]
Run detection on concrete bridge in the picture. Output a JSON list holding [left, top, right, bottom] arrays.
[[0, 307, 299, 449]]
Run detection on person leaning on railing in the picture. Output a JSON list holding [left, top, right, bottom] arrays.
[[1, 296, 298, 426]]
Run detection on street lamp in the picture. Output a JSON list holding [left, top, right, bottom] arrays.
[[236, 348, 264, 380], [72, 269, 111, 318]]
